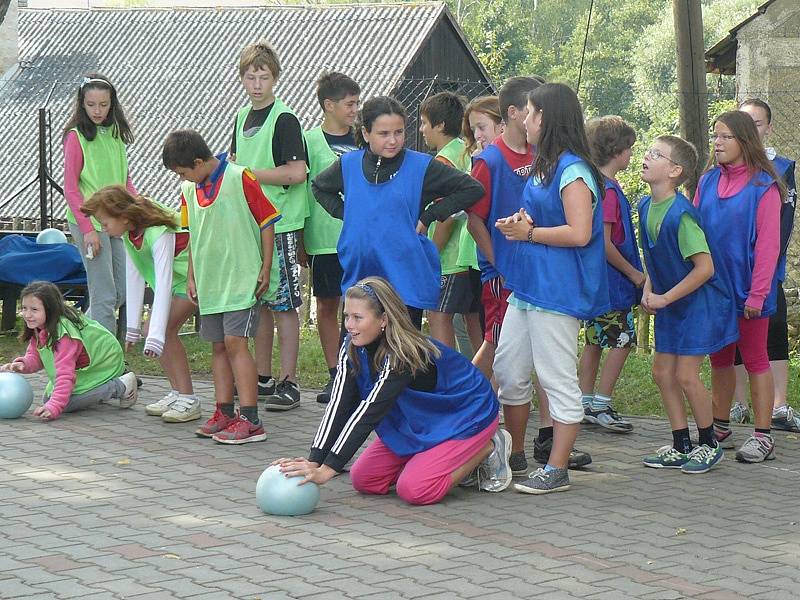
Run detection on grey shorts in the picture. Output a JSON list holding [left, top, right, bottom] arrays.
[[199, 305, 260, 342]]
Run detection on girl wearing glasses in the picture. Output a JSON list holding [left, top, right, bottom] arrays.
[[696, 111, 786, 464]]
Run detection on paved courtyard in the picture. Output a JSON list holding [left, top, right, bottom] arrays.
[[1, 374, 799, 599]]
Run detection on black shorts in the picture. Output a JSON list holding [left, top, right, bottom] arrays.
[[735, 284, 788, 364], [310, 253, 344, 298]]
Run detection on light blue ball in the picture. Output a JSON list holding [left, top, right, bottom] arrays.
[[36, 228, 68, 245], [256, 465, 320, 516], [0, 372, 33, 419]]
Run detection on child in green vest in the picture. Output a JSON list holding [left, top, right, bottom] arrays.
[[63, 73, 136, 335], [305, 71, 361, 404], [162, 129, 281, 445], [419, 92, 483, 351], [1, 281, 136, 420], [81, 185, 200, 423], [231, 41, 307, 411]]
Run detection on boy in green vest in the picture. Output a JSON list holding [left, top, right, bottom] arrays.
[[163, 129, 281, 444], [305, 71, 360, 404], [231, 41, 308, 411], [419, 92, 483, 352]]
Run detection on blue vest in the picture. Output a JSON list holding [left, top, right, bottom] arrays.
[[504, 152, 610, 320], [339, 149, 440, 309], [697, 167, 778, 317], [475, 143, 529, 283], [604, 178, 644, 310], [638, 193, 738, 355], [353, 339, 499, 457], [773, 155, 796, 282]]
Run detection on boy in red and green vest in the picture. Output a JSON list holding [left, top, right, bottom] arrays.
[[231, 41, 308, 411], [163, 129, 281, 445], [304, 72, 361, 404], [419, 92, 483, 353]]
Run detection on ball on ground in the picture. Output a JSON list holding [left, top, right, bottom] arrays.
[[256, 465, 320, 516], [0, 372, 33, 418], [36, 228, 68, 245]]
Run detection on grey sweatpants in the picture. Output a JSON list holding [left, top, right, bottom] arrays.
[[44, 377, 125, 414], [69, 225, 126, 334]]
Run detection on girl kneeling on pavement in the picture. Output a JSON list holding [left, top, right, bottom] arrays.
[[274, 276, 511, 505]]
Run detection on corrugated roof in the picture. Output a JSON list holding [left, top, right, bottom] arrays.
[[0, 3, 453, 220]]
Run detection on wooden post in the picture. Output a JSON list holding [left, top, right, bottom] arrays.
[[673, 0, 708, 197]]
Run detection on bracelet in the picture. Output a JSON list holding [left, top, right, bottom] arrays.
[[527, 225, 535, 243]]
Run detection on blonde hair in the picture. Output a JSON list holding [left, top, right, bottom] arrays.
[[239, 41, 281, 79], [462, 95, 502, 157], [345, 277, 440, 377], [82, 185, 179, 230]]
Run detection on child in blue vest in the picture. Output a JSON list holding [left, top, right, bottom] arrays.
[[311, 96, 483, 329], [578, 116, 643, 434], [638, 136, 737, 473], [494, 83, 609, 494], [696, 111, 786, 463], [304, 72, 361, 404], [162, 129, 281, 445], [273, 276, 511, 505], [232, 42, 308, 411], [731, 99, 798, 432]]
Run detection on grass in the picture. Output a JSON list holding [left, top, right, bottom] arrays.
[[3, 315, 799, 416]]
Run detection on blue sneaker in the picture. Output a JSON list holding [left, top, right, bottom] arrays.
[[642, 445, 691, 469], [681, 444, 723, 474], [772, 406, 800, 432]]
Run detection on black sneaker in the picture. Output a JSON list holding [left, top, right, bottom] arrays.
[[316, 377, 334, 404], [264, 377, 300, 411], [258, 376, 276, 399], [509, 451, 529, 477], [533, 435, 592, 469]]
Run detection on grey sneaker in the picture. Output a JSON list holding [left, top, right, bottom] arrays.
[[514, 467, 570, 495], [730, 402, 751, 424], [117, 372, 139, 409], [772, 406, 800, 432], [735, 434, 776, 463], [509, 451, 528, 476], [583, 406, 634, 433], [478, 429, 512, 492], [715, 428, 735, 450], [145, 390, 178, 416], [458, 468, 479, 488], [264, 377, 300, 411]]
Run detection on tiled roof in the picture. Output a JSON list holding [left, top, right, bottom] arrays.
[[0, 3, 450, 220]]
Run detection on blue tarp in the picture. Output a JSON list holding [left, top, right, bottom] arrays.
[[0, 235, 87, 285]]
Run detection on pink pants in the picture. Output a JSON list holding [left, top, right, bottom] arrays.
[[349, 417, 499, 506], [710, 316, 770, 374]]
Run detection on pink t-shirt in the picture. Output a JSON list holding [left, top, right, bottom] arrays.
[[63, 130, 138, 234], [15, 330, 89, 419], [602, 185, 624, 246], [694, 163, 780, 311]]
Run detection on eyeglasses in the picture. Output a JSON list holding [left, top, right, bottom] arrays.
[[710, 133, 737, 142], [644, 148, 677, 164]]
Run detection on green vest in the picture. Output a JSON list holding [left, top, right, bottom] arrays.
[[303, 127, 343, 255], [428, 138, 472, 275], [182, 163, 279, 314], [123, 202, 189, 296], [68, 127, 129, 230], [39, 316, 125, 396], [234, 98, 308, 234], [440, 139, 480, 271]]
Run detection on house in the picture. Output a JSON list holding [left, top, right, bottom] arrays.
[[0, 2, 493, 223]]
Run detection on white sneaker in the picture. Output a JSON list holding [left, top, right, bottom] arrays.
[[145, 390, 179, 416], [118, 372, 139, 408], [161, 395, 202, 423]]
